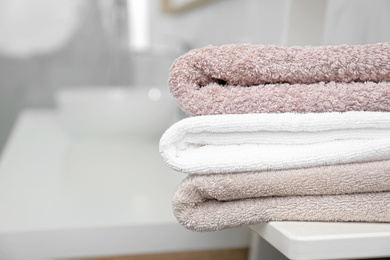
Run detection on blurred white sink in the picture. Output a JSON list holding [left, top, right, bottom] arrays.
[[54, 86, 178, 139]]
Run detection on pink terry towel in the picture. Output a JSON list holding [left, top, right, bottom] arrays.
[[173, 160, 390, 231], [169, 43, 390, 115]]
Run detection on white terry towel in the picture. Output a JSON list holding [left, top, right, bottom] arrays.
[[159, 111, 390, 174]]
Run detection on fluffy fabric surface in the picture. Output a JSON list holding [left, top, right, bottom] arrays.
[[160, 111, 390, 174], [173, 160, 390, 231], [168, 43, 390, 115]]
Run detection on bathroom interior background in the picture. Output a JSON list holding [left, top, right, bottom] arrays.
[[0, 0, 389, 155]]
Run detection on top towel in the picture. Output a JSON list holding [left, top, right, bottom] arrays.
[[169, 43, 390, 115]]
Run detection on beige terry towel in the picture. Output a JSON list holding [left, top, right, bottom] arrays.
[[173, 160, 390, 232]]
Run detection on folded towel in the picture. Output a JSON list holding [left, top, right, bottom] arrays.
[[173, 160, 390, 231], [160, 111, 390, 174], [169, 43, 390, 115]]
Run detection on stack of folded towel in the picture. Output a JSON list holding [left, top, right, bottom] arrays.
[[159, 43, 390, 232]]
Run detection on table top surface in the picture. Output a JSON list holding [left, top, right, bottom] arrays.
[[0, 109, 185, 233], [252, 221, 390, 238], [250, 221, 390, 259], [0, 109, 250, 259]]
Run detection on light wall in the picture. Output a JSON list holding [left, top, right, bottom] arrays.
[[150, 0, 288, 48], [323, 0, 390, 45], [0, 0, 289, 154]]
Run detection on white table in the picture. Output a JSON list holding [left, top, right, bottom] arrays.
[[0, 110, 250, 260], [250, 221, 390, 260]]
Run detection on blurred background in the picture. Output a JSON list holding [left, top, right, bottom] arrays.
[[0, 0, 389, 259], [0, 0, 389, 154]]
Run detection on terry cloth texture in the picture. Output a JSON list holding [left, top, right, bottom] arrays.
[[168, 43, 390, 115], [173, 160, 390, 232], [160, 111, 390, 174]]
